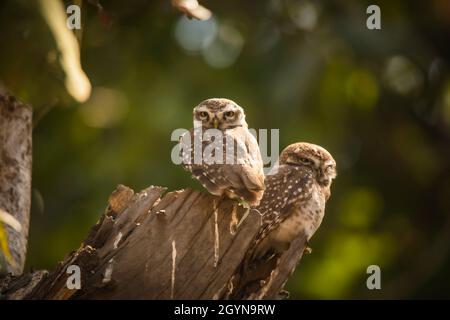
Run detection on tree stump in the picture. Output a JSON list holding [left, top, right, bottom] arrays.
[[0, 184, 307, 299], [0, 91, 32, 276]]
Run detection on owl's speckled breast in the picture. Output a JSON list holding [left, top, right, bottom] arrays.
[[271, 183, 325, 247]]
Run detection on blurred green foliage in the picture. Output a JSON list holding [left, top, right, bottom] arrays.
[[1, 0, 450, 298]]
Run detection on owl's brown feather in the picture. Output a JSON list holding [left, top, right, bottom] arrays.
[[246, 142, 336, 264], [180, 99, 265, 206], [249, 164, 315, 261]]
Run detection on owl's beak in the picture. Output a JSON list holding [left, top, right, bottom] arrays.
[[213, 118, 219, 128]]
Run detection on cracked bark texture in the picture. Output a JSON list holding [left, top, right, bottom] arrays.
[[0, 185, 307, 299], [0, 91, 32, 275]]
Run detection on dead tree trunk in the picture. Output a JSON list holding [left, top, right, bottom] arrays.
[[0, 90, 32, 276], [0, 184, 307, 300]]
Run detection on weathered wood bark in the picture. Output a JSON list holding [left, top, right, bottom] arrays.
[[0, 90, 32, 276], [0, 185, 307, 300]]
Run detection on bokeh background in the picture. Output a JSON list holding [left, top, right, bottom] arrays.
[[1, 0, 450, 299]]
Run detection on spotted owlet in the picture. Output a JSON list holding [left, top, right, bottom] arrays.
[[249, 142, 337, 261], [179, 98, 265, 207]]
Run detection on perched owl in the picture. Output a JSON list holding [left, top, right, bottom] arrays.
[[180, 98, 265, 207], [249, 142, 337, 261]]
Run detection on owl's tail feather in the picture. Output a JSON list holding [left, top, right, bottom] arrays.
[[228, 247, 281, 299], [247, 237, 272, 265], [228, 233, 308, 299]]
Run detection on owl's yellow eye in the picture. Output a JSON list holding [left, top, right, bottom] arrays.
[[224, 111, 235, 118], [198, 111, 209, 119], [300, 157, 313, 165]]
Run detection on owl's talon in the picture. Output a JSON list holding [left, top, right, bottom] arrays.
[[236, 206, 250, 230], [278, 290, 290, 299], [237, 198, 249, 208], [236, 200, 251, 230], [303, 246, 312, 254]]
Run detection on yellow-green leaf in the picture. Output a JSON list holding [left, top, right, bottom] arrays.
[[0, 222, 14, 264]]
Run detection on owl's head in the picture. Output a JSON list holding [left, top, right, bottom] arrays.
[[279, 142, 337, 187], [193, 98, 247, 130]]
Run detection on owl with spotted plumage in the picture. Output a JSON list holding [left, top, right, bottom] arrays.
[[249, 142, 337, 261], [179, 98, 265, 207]]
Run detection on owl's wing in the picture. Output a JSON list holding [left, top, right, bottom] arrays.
[[179, 127, 264, 203], [179, 129, 225, 196], [254, 164, 314, 244], [223, 127, 265, 192], [244, 129, 265, 190]]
